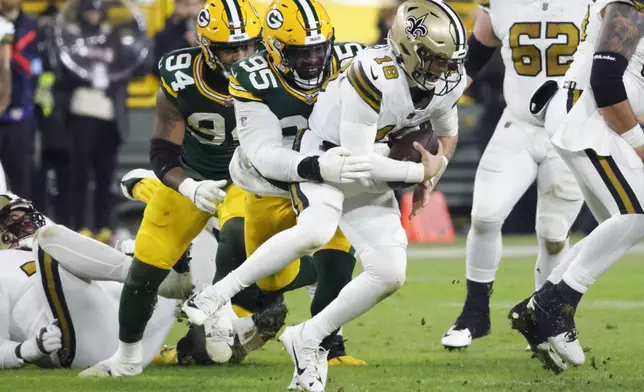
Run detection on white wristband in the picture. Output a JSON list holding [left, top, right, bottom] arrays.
[[621, 125, 644, 148], [406, 162, 425, 184]]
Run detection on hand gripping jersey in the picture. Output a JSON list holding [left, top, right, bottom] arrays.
[[481, 0, 589, 126], [159, 47, 237, 181], [553, 0, 644, 154], [308, 45, 464, 147], [227, 42, 365, 196]]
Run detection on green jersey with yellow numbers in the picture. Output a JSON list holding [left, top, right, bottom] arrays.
[[159, 46, 237, 181], [228, 42, 366, 140]]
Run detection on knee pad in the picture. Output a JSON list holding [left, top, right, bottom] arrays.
[[470, 218, 503, 236], [536, 213, 570, 243], [362, 247, 407, 296]]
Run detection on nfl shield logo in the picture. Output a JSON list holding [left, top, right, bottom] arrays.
[[240, 116, 248, 127]]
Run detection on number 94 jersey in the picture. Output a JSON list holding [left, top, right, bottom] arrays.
[[482, 0, 589, 126], [159, 46, 237, 181]]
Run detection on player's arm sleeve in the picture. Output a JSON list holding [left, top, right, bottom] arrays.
[[430, 104, 459, 138], [0, 290, 24, 369], [233, 98, 307, 183], [339, 62, 424, 184]]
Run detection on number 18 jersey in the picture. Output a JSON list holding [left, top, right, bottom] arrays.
[[482, 0, 589, 126]]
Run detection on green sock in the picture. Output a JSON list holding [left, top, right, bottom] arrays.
[[119, 259, 170, 343], [213, 218, 261, 313], [310, 249, 356, 316], [276, 255, 318, 293]]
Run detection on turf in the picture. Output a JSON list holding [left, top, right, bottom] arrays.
[[3, 235, 644, 392]]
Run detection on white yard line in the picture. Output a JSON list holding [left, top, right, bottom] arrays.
[[408, 244, 644, 259]]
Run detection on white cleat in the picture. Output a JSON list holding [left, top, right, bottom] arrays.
[[441, 326, 472, 349], [182, 286, 227, 326], [279, 325, 328, 392], [534, 341, 568, 373], [120, 169, 156, 200], [79, 357, 142, 378], [288, 368, 305, 391], [549, 331, 585, 366], [204, 312, 235, 363]]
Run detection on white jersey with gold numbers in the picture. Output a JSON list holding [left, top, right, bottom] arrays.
[[481, 0, 589, 126], [553, 0, 644, 155], [309, 45, 465, 147]]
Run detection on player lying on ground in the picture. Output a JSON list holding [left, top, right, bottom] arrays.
[[184, 0, 465, 390], [509, 0, 644, 373], [440, 0, 588, 350]]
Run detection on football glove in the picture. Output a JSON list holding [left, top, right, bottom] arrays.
[[0, 16, 14, 45], [318, 147, 372, 183], [178, 178, 226, 215], [18, 320, 62, 363]]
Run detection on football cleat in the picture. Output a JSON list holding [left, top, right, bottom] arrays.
[[327, 334, 367, 366], [204, 312, 235, 363], [509, 294, 570, 374], [152, 345, 178, 365], [182, 286, 227, 326], [120, 168, 157, 201], [79, 357, 142, 377], [442, 280, 492, 350], [280, 325, 328, 392]]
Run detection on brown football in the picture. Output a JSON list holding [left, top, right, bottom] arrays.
[[387, 126, 438, 189]]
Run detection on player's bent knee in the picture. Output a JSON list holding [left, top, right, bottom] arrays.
[[294, 206, 339, 254], [544, 240, 566, 256], [362, 247, 407, 296], [470, 218, 503, 235]]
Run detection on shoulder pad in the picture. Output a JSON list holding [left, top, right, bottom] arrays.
[[158, 47, 200, 99], [344, 50, 399, 114], [229, 52, 272, 102]]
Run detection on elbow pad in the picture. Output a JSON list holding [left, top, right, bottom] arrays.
[[149, 138, 182, 180], [590, 51, 628, 108], [464, 35, 497, 80]]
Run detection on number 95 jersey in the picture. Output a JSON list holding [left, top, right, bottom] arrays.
[[159, 46, 238, 181], [482, 0, 589, 126]]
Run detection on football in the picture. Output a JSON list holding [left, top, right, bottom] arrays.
[[387, 125, 438, 189]]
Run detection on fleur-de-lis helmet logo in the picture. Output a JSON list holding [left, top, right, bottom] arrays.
[[405, 14, 429, 39]]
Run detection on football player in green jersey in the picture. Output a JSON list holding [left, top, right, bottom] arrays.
[[184, 0, 370, 370], [79, 0, 277, 376]]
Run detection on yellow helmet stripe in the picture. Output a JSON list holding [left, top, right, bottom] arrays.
[[293, 0, 320, 36], [346, 61, 381, 113], [222, 0, 245, 35]]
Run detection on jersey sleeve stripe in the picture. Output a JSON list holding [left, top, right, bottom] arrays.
[[161, 78, 178, 98], [229, 85, 263, 102], [37, 246, 77, 368], [347, 61, 382, 113]]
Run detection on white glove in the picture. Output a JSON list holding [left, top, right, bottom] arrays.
[[0, 16, 15, 45], [318, 147, 372, 183], [19, 320, 62, 363], [114, 238, 136, 256], [178, 178, 227, 215]]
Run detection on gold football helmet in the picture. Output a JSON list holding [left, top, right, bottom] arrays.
[[388, 0, 468, 94], [196, 0, 262, 76], [262, 0, 335, 90]]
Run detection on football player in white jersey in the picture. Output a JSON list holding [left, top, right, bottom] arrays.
[[441, 0, 590, 350], [183, 0, 465, 390], [510, 0, 644, 373], [0, 194, 177, 369]]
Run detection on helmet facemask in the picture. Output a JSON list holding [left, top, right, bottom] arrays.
[[0, 197, 46, 250], [409, 45, 464, 95], [275, 38, 334, 90], [200, 35, 261, 78]]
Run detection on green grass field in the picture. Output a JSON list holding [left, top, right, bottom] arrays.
[[3, 236, 644, 392]]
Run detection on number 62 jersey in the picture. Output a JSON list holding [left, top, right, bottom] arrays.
[[482, 0, 589, 126]]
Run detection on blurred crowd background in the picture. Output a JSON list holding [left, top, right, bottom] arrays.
[[0, 0, 598, 245]]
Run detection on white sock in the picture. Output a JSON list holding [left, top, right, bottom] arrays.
[[562, 214, 644, 294], [38, 224, 131, 283], [534, 236, 569, 290], [301, 247, 406, 347], [212, 205, 340, 301], [465, 219, 503, 283], [116, 340, 142, 364]]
